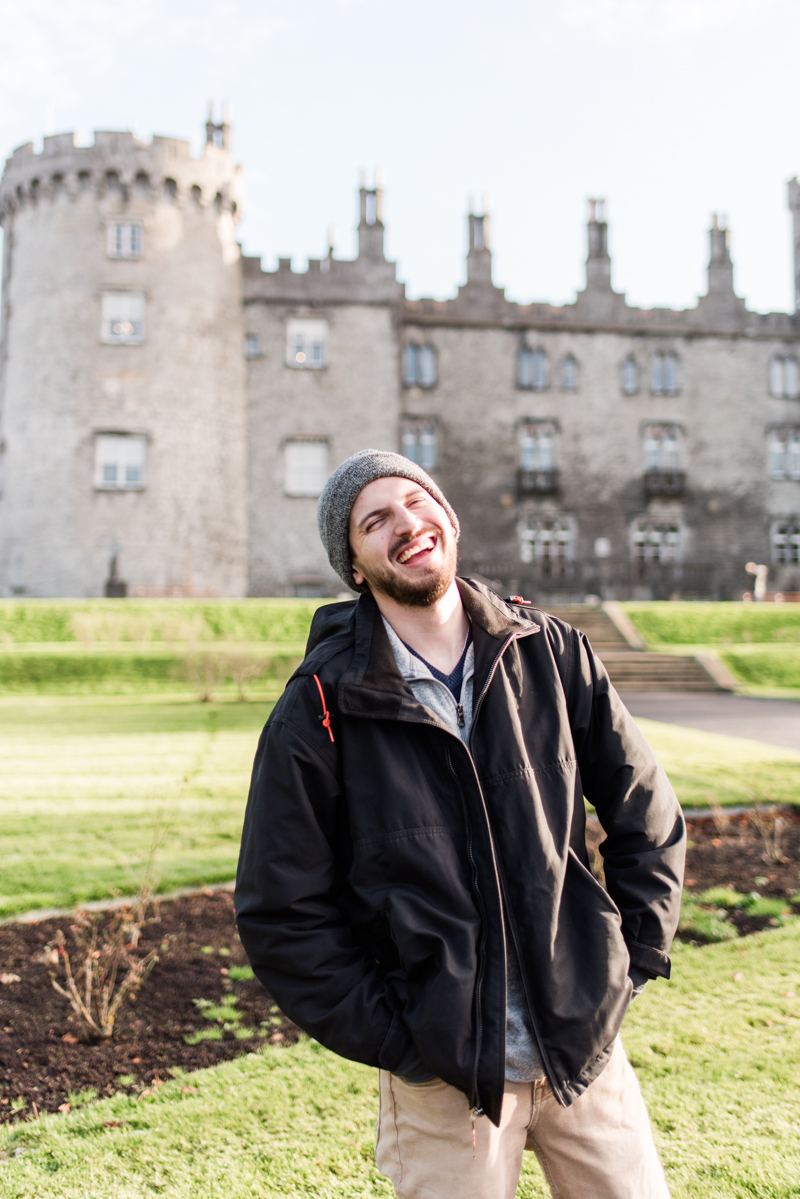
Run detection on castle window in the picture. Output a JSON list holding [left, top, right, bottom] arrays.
[[518, 347, 548, 391], [770, 356, 800, 399], [631, 518, 682, 564], [286, 319, 328, 369], [644, 425, 681, 472], [245, 334, 261, 359], [651, 351, 679, 396], [769, 429, 800, 480], [101, 293, 145, 345], [94, 434, 146, 491], [107, 222, 143, 260], [621, 355, 638, 395], [284, 439, 328, 497], [561, 354, 578, 392], [644, 426, 684, 495], [519, 515, 575, 573], [402, 420, 438, 470], [519, 423, 554, 471], [771, 518, 800, 565], [403, 343, 437, 388]]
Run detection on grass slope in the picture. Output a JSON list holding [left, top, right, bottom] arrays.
[[2, 926, 800, 1197], [0, 699, 272, 917], [622, 602, 800, 647], [635, 718, 800, 809]]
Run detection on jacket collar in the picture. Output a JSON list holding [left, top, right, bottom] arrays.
[[337, 578, 539, 721]]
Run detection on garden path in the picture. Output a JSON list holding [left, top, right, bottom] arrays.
[[621, 691, 800, 752]]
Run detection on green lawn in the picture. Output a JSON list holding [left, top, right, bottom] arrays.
[[636, 718, 800, 810], [2, 925, 800, 1197], [2, 699, 798, 918], [0, 698, 271, 917]]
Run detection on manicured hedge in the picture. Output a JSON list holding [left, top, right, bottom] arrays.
[[0, 598, 330, 644], [0, 646, 302, 695]]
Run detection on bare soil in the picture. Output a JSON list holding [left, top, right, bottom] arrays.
[[0, 891, 298, 1125], [2, 811, 799, 1124]]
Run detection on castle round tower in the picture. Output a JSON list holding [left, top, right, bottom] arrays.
[[0, 111, 247, 597]]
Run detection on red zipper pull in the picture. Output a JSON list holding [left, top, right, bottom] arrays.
[[312, 674, 335, 743]]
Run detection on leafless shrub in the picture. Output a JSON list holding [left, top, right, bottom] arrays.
[[748, 794, 790, 864], [176, 648, 270, 701], [709, 799, 731, 837], [43, 885, 162, 1039], [224, 650, 269, 701]]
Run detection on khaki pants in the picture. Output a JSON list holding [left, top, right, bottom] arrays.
[[375, 1038, 669, 1199]]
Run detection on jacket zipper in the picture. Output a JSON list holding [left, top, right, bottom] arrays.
[[445, 747, 487, 1110], [463, 630, 562, 1108]]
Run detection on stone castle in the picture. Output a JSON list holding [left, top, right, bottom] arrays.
[[1, 111, 799, 601]]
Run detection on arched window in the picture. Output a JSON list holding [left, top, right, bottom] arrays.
[[644, 425, 681, 472], [518, 346, 547, 391], [768, 356, 800, 399], [561, 354, 578, 392], [402, 420, 438, 470], [651, 352, 679, 396], [769, 429, 800, 480], [403, 343, 437, 388], [770, 357, 785, 398], [519, 423, 554, 471], [621, 356, 638, 396]]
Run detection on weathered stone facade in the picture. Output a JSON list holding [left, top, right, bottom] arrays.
[[1, 116, 799, 600], [0, 116, 247, 597]]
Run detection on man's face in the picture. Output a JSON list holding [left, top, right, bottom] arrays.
[[349, 476, 458, 607]]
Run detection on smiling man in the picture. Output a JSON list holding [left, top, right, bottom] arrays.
[[236, 449, 685, 1199]]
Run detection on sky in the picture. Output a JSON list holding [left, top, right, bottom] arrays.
[[0, 0, 799, 313]]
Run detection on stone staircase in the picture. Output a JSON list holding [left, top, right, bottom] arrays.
[[542, 603, 735, 692]]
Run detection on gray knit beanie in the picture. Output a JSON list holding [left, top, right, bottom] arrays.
[[317, 449, 460, 593]]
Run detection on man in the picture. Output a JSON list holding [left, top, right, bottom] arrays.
[[236, 449, 685, 1199]]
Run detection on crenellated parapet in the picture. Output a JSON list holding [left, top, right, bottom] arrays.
[[243, 184, 403, 307], [0, 128, 242, 224]]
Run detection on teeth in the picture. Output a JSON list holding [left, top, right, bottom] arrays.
[[398, 535, 435, 564]]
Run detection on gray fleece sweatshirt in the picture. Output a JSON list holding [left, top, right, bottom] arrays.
[[381, 616, 545, 1083]]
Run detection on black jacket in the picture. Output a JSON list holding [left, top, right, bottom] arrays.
[[235, 580, 685, 1126]]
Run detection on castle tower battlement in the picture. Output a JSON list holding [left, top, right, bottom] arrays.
[[0, 128, 242, 218]]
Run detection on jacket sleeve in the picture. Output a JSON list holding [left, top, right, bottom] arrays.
[[559, 627, 686, 979], [235, 709, 417, 1071]]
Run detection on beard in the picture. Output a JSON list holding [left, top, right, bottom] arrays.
[[360, 529, 458, 608]]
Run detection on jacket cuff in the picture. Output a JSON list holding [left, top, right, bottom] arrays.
[[378, 1008, 416, 1072], [626, 939, 671, 980]]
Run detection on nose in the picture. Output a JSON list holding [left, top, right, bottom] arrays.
[[391, 502, 426, 537]]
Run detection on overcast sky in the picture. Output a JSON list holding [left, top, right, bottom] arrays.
[[1, 0, 799, 312]]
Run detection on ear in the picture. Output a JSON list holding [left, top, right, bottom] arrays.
[[352, 563, 366, 587]]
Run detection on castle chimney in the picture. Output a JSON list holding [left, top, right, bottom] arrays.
[[205, 101, 231, 151], [789, 178, 800, 314], [585, 198, 611, 290], [466, 201, 493, 286], [357, 170, 386, 260], [707, 213, 735, 294]]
